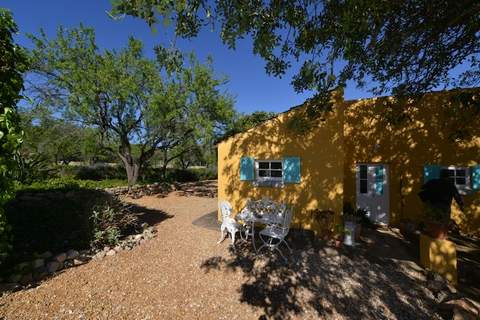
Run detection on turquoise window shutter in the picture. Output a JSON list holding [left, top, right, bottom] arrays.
[[240, 157, 255, 181], [283, 157, 301, 183], [423, 165, 441, 183], [471, 165, 480, 191], [374, 165, 384, 195]]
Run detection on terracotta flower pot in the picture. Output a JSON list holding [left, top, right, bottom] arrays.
[[334, 238, 342, 248], [425, 222, 449, 240]]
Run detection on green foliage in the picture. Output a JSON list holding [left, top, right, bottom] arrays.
[[15, 177, 128, 192], [222, 111, 276, 140], [90, 204, 122, 248], [27, 26, 234, 187], [0, 8, 28, 262], [112, 0, 480, 96], [12, 153, 52, 184]]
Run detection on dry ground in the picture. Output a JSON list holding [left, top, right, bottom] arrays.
[[0, 190, 445, 319]]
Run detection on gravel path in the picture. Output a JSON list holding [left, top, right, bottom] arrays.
[[0, 192, 443, 319]]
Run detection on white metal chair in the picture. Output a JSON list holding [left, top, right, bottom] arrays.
[[258, 206, 293, 260], [218, 201, 242, 245], [236, 200, 254, 241]]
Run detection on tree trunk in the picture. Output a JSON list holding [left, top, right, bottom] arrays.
[[118, 152, 140, 189], [161, 149, 168, 179]]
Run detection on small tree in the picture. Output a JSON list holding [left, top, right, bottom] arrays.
[[0, 9, 28, 261], [28, 26, 234, 187]]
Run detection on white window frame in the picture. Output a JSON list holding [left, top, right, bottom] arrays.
[[441, 166, 470, 194], [255, 160, 283, 186]]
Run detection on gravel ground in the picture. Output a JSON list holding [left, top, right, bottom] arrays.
[[0, 191, 443, 320]]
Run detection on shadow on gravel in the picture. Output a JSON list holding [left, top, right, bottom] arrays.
[[192, 211, 220, 231], [126, 202, 173, 227], [200, 229, 442, 320]]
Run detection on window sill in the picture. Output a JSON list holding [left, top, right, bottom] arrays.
[[253, 180, 284, 188]]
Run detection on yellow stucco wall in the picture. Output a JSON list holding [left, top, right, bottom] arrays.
[[217, 92, 345, 234], [218, 88, 480, 236], [343, 89, 480, 235]]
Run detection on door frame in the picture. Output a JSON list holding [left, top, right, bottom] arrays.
[[355, 163, 390, 225]]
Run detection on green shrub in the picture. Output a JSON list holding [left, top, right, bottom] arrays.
[[0, 9, 28, 262], [15, 177, 128, 192], [90, 202, 139, 249], [54, 164, 125, 181]]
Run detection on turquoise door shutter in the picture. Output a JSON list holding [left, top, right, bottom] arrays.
[[240, 157, 255, 181], [471, 165, 480, 191], [283, 157, 301, 183], [423, 165, 441, 183], [374, 165, 384, 195]]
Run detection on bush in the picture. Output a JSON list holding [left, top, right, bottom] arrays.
[[54, 164, 125, 181], [90, 202, 139, 248], [15, 177, 128, 192]]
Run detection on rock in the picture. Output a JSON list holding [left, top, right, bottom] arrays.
[[134, 234, 143, 241], [64, 260, 74, 268], [435, 290, 450, 303], [114, 246, 122, 253], [38, 251, 53, 259], [31, 258, 45, 269], [33, 266, 48, 281], [20, 273, 33, 285], [103, 246, 110, 252], [46, 261, 61, 274], [141, 222, 149, 229], [94, 251, 106, 260], [426, 271, 446, 293], [440, 298, 480, 320], [106, 249, 116, 256], [139, 239, 146, 245], [66, 249, 79, 260], [73, 258, 87, 266], [0, 283, 20, 292], [322, 247, 339, 256], [453, 307, 477, 320], [8, 273, 22, 283], [54, 253, 67, 263]]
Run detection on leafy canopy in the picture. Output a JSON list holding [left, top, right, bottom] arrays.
[[0, 8, 28, 261], [111, 0, 480, 96], [27, 25, 234, 186]]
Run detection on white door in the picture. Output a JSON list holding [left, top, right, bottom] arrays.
[[356, 164, 389, 225]]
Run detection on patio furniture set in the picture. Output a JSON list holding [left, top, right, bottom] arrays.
[[218, 198, 293, 260]]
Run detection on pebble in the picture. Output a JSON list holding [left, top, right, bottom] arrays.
[[39, 251, 53, 259], [66, 249, 79, 260], [106, 249, 116, 256], [54, 253, 67, 263], [20, 273, 33, 285], [46, 261, 61, 274], [31, 258, 45, 269]]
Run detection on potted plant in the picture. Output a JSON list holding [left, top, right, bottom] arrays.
[[343, 202, 368, 241], [333, 224, 344, 248], [424, 204, 449, 240]]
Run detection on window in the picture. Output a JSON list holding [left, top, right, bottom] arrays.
[[359, 165, 368, 194], [255, 160, 283, 186], [440, 166, 470, 194]]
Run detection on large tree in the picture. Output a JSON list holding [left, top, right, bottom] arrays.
[[28, 26, 234, 187], [111, 0, 480, 97], [0, 8, 28, 261]]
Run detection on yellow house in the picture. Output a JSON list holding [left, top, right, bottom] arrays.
[[217, 88, 480, 236]]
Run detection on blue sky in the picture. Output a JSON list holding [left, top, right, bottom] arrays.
[[5, 0, 375, 114]]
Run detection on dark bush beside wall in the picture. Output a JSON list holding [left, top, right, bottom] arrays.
[[55, 164, 125, 181], [4, 189, 112, 265], [54, 164, 216, 183]]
